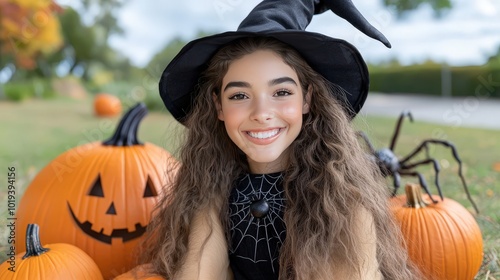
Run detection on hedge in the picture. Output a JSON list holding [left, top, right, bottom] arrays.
[[369, 64, 500, 98]]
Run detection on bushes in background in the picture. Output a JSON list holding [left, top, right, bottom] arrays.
[[2, 80, 57, 101], [369, 64, 500, 98]]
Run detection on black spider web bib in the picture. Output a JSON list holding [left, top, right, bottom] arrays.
[[229, 172, 286, 280]]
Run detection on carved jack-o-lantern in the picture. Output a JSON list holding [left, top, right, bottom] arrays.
[[16, 103, 177, 279]]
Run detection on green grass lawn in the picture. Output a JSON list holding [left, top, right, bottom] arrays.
[[0, 96, 498, 278]]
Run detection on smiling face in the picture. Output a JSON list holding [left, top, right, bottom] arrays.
[[217, 50, 310, 173]]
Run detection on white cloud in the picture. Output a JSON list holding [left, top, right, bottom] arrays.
[[475, 0, 498, 16]]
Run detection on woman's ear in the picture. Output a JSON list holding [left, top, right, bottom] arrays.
[[303, 85, 312, 114], [213, 93, 224, 121]]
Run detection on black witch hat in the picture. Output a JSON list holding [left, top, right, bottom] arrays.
[[159, 0, 391, 124]]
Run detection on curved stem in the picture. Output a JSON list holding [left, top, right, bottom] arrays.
[[22, 224, 50, 259], [404, 183, 429, 209], [103, 103, 148, 146]]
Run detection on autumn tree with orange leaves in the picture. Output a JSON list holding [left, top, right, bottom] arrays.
[[0, 0, 63, 70]]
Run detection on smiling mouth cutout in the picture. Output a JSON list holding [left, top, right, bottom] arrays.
[[68, 202, 147, 244]]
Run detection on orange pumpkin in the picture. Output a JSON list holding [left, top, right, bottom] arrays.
[[114, 264, 166, 280], [16, 103, 177, 279], [0, 224, 103, 279], [94, 93, 122, 117], [390, 183, 483, 280]]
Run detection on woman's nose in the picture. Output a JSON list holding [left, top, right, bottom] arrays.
[[250, 97, 273, 122]]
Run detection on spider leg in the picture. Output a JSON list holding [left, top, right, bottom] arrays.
[[399, 170, 438, 203], [400, 139, 479, 214], [389, 110, 413, 151], [391, 172, 402, 197], [424, 143, 431, 159], [356, 131, 376, 153], [402, 158, 443, 200]]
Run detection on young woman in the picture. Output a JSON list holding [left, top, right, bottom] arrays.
[[135, 36, 421, 280], [135, 0, 421, 279]]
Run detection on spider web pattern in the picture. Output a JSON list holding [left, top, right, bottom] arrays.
[[229, 173, 286, 274]]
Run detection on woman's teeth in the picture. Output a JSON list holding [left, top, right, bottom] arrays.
[[247, 129, 280, 139]]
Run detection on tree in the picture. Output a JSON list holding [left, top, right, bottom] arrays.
[[145, 37, 187, 80], [57, 7, 98, 80], [383, 0, 452, 18], [0, 0, 63, 70], [487, 45, 500, 66], [50, 6, 132, 81], [81, 0, 126, 43], [145, 31, 214, 79], [52, 1, 131, 81]]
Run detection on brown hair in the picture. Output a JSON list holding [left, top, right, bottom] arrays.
[[140, 37, 420, 279]]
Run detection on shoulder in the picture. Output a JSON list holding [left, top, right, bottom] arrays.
[[177, 207, 233, 279]]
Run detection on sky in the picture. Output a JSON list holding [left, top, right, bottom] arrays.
[[57, 0, 500, 67]]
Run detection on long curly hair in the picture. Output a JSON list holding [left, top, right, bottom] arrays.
[[140, 37, 420, 279]]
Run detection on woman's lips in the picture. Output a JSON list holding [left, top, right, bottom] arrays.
[[244, 128, 282, 145], [247, 128, 280, 139]]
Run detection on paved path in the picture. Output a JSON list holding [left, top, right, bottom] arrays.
[[359, 93, 500, 131]]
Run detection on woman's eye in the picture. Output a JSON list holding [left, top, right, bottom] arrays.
[[274, 89, 292, 97], [229, 93, 247, 100]]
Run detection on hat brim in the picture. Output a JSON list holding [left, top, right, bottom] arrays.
[[159, 31, 369, 123]]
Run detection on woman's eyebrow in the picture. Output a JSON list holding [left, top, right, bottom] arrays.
[[268, 77, 297, 86], [223, 81, 251, 92], [223, 77, 297, 92]]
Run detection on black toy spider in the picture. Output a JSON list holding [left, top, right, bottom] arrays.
[[357, 110, 479, 214]]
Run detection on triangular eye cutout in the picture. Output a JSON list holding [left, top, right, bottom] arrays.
[[89, 175, 104, 197], [143, 176, 158, 198]]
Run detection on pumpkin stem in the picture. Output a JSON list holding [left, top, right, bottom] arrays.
[[22, 224, 50, 259], [404, 183, 429, 208], [103, 103, 148, 146]]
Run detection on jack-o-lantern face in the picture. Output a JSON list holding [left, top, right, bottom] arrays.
[[68, 174, 158, 244], [16, 104, 177, 279]]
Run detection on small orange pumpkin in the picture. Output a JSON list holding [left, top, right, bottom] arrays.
[[94, 93, 122, 117], [16, 103, 177, 279], [390, 183, 483, 280], [0, 224, 103, 280]]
